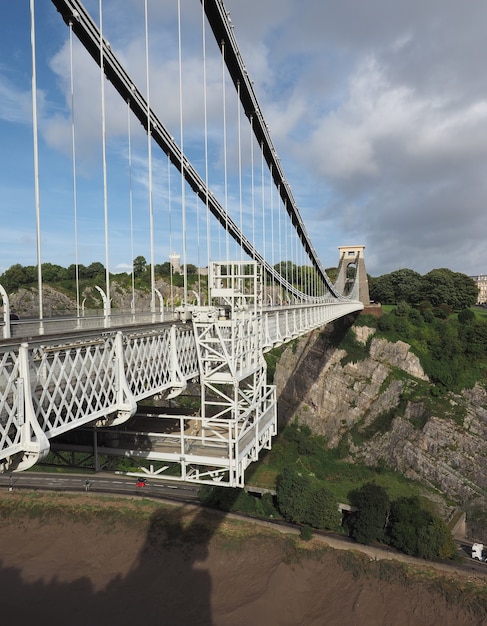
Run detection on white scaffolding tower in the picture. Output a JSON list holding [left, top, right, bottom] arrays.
[[189, 261, 277, 486]]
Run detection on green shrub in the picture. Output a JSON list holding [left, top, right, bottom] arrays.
[[346, 482, 390, 544], [387, 496, 456, 559], [300, 524, 313, 540], [276, 467, 340, 531]]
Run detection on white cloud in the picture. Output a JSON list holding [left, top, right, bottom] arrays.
[[303, 57, 423, 180], [3, 0, 487, 278], [0, 76, 34, 124]]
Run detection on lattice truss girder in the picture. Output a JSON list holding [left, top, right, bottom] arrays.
[[32, 339, 119, 435], [193, 315, 261, 383], [33, 327, 198, 438], [124, 326, 198, 400], [0, 344, 50, 472], [0, 349, 23, 460], [0, 325, 201, 472]]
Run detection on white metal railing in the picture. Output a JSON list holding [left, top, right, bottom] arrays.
[[1, 309, 174, 341]]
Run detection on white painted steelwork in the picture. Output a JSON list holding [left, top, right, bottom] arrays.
[[0, 263, 362, 481], [0, 324, 197, 472], [190, 261, 277, 486]]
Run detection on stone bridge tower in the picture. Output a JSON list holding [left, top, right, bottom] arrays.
[[335, 245, 370, 305]]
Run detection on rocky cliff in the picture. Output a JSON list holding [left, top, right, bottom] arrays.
[[273, 320, 487, 523], [7, 280, 186, 318]]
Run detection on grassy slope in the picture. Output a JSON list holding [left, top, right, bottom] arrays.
[[246, 427, 438, 506]]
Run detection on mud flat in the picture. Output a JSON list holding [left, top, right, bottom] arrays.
[[0, 492, 485, 626]]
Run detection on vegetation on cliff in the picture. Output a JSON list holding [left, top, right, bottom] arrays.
[[263, 267, 487, 543], [0, 259, 202, 312], [199, 420, 457, 559], [365, 267, 485, 391], [358, 306, 487, 393]]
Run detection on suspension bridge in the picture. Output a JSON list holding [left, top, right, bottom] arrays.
[[0, 0, 366, 486]]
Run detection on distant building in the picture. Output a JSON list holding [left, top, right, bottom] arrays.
[[169, 253, 181, 274], [471, 275, 487, 304]]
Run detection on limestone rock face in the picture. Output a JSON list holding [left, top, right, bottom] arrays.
[[274, 324, 487, 506], [369, 338, 428, 381], [10, 286, 77, 316], [353, 325, 376, 345], [6, 280, 185, 318], [274, 327, 421, 447]]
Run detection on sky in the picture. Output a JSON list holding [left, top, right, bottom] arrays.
[[1, 0, 486, 279]]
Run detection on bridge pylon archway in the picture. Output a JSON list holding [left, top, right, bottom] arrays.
[[334, 245, 370, 305]]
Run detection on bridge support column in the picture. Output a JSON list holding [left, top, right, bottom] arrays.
[[96, 331, 137, 427], [7, 344, 50, 472]]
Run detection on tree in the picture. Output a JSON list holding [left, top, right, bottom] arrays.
[[420, 268, 477, 310], [276, 467, 341, 531], [387, 497, 456, 559], [418, 300, 435, 322], [325, 267, 338, 283], [394, 300, 412, 317], [76, 264, 91, 279], [276, 467, 311, 524], [450, 271, 479, 310], [41, 262, 67, 282], [183, 263, 198, 275], [387, 496, 431, 556], [369, 274, 395, 304], [0, 264, 36, 291], [284, 421, 320, 455], [274, 261, 295, 280], [369, 269, 422, 305], [67, 264, 79, 280], [457, 308, 475, 324], [346, 482, 390, 544], [377, 313, 394, 332], [433, 303, 452, 319], [306, 486, 341, 531], [133, 256, 147, 278], [462, 319, 487, 357], [154, 262, 171, 276], [86, 261, 105, 279]]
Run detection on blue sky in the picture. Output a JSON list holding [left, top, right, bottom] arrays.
[[1, 1, 487, 279]]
